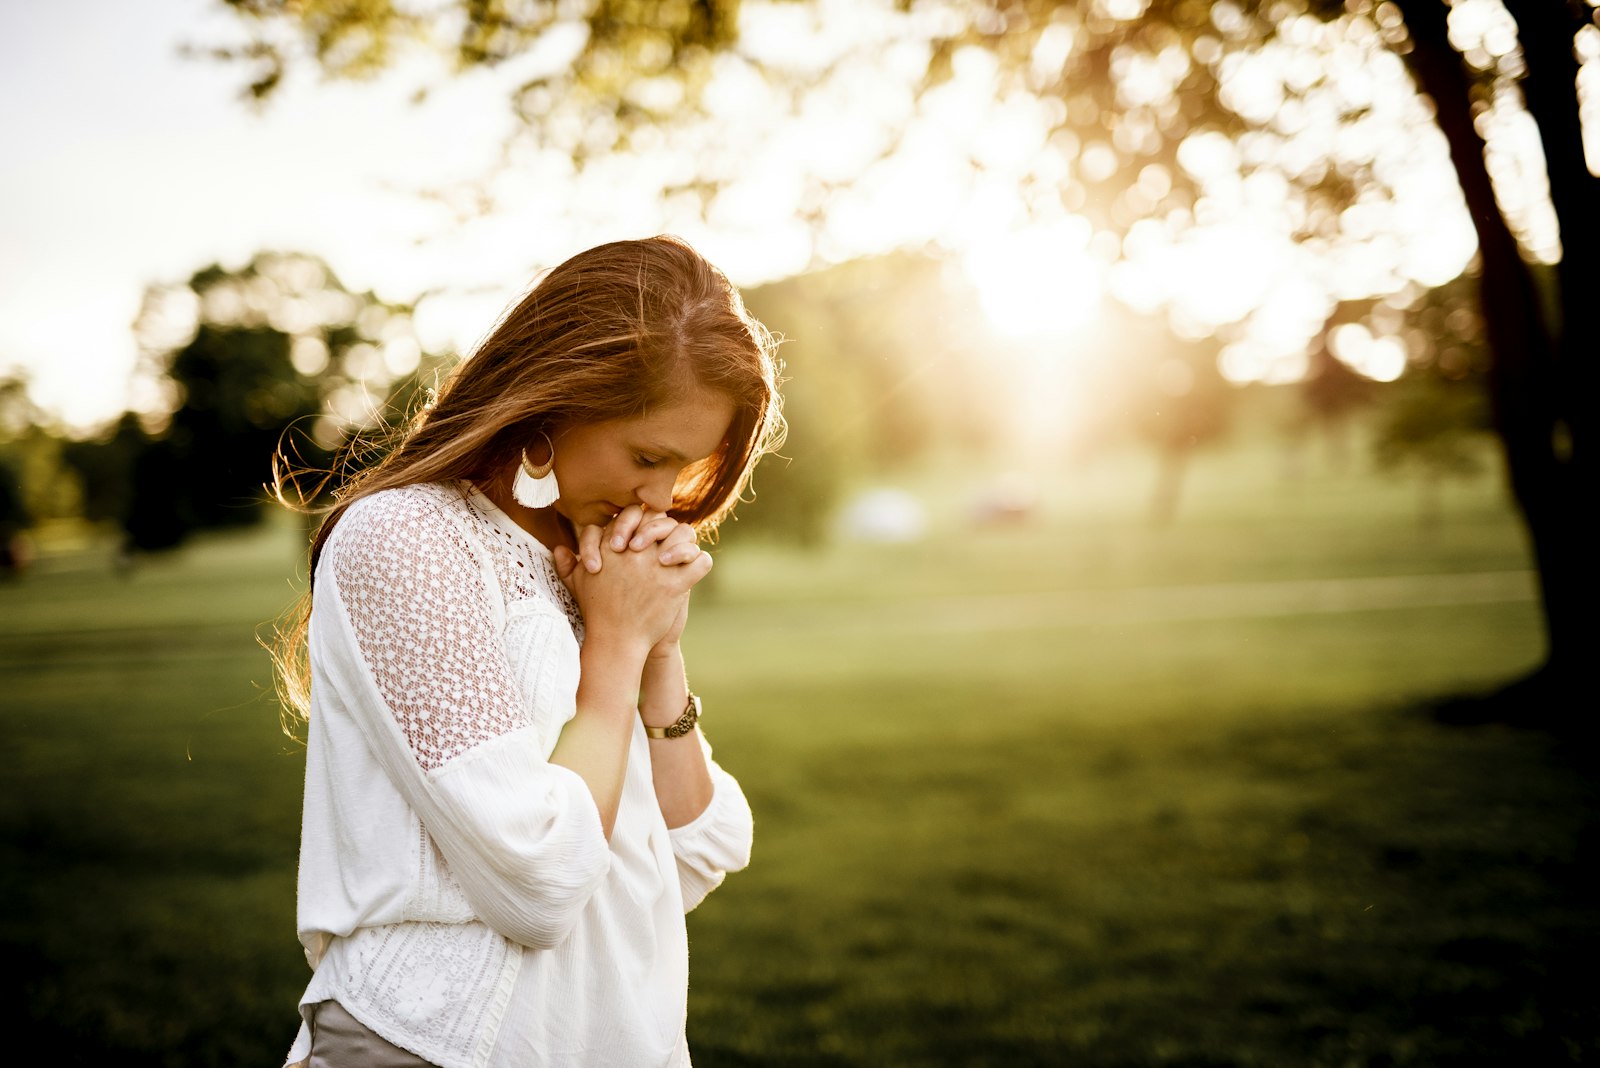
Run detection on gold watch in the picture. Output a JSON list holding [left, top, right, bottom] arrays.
[[644, 692, 701, 739]]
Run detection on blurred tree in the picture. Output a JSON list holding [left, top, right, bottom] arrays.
[[737, 251, 1001, 544], [1365, 274, 1495, 524], [1298, 300, 1379, 475], [0, 375, 84, 534], [0, 383, 35, 576], [1293, 275, 1495, 499], [1384, 0, 1589, 712], [165, 322, 318, 531], [713, 366, 837, 547], [1124, 316, 1232, 526], [0, 458, 27, 579], [200, 0, 744, 184], [0, 375, 36, 441], [1066, 301, 1233, 523], [211, 0, 1591, 705], [60, 414, 145, 527], [99, 252, 444, 553], [1373, 372, 1491, 527]]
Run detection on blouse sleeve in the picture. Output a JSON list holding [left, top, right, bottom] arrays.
[[313, 488, 610, 949], [668, 731, 754, 912]]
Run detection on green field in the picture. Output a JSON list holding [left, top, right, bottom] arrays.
[[2, 440, 1594, 1066]]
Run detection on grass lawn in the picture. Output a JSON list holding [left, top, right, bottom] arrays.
[[1, 441, 1592, 1066]]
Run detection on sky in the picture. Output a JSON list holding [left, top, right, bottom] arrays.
[[1, 0, 1576, 435], [0, 0, 665, 431]]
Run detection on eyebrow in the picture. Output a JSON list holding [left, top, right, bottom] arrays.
[[638, 441, 691, 462]]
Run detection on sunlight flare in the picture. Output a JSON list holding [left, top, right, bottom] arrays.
[[962, 219, 1104, 340]]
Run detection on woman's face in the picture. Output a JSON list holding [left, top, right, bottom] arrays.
[[548, 388, 736, 528]]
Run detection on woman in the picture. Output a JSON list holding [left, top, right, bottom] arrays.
[[274, 235, 785, 1067]]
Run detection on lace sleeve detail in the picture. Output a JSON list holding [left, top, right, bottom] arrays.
[[326, 487, 530, 771]]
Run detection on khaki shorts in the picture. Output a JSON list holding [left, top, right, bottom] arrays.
[[307, 999, 438, 1068]]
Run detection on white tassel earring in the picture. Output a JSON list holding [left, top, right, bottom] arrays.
[[512, 432, 560, 508]]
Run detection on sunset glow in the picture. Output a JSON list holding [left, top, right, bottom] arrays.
[[963, 220, 1104, 340], [0, 0, 1590, 431]]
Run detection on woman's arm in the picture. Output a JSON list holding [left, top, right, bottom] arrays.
[[637, 617, 753, 912], [320, 490, 612, 949], [547, 631, 650, 838], [638, 642, 715, 828], [572, 506, 717, 826], [558, 506, 753, 907], [549, 517, 712, 836]]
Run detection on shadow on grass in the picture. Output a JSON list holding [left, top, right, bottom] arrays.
[[1426, 664, 1595, 748]]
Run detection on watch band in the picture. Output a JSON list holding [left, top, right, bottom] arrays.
[[644, 692, 701, 739]]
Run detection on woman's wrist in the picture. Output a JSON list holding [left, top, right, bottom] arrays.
[[640, 688, 690, 728], [579, 630, 654, 684], [638, 644, 689, 728], [642, 692, 700, 738]]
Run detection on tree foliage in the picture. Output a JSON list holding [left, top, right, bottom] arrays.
[[1364, 274, 1493, 483], [209, 0, 1594, 695], [1386, 0, 1591, 695], [0, 376, 83, 533], [736, 251, 1001, 543], [208, 0, 741, 168], [74, 252, 446, 552]]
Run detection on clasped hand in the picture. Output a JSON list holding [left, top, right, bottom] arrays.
[[550, 505, 710, 655]]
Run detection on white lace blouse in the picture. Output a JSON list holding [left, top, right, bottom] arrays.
[[284, 481, 753, 1068]]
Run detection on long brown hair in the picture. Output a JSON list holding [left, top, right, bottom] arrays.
[[269, 234, 786, 727]]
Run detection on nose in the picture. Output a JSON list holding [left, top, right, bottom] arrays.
[[637, 470, 676, 513]]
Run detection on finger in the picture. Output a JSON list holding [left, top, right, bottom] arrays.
[[551, 545, 577, 585], [608, 504, 647, 552], [682, 549, 714, 586], [629, 515, 680, 551], [657, 527, 701, 565], [579, 524, 605, 574]]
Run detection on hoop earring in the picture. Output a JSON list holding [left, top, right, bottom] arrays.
[[512, 432, 560, 508]]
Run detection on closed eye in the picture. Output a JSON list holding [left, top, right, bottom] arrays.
[[635, 454, 663, 468]]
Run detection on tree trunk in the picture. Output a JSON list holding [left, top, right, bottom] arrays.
[[1394, 0, 1584, 707], [1417, 468, 1441, 532], [1503, 1, 1597, 402], [1149, 443, 1188, 527], [1499, 0, 1594, 679]]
